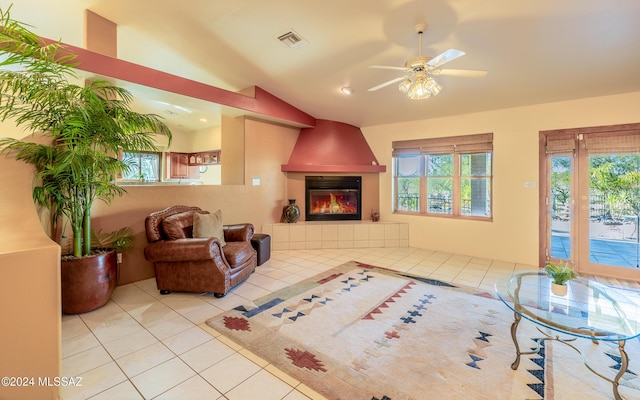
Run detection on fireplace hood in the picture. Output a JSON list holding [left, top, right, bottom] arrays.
[[281, 120, 386, 173]]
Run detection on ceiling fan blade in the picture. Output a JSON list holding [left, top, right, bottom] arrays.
[[427, 49, 465, 68], [368, 76, 406, 92], [437, 68, 488, 78], [369, 65, 410, 71]]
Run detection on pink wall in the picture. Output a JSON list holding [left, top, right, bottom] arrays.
[[282, 120, 386, 173]]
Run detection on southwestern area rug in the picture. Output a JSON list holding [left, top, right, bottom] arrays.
[[206, 261, 640, 400]]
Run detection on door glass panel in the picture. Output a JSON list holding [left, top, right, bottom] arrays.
[[550, 155, 572, 260], [589, 154, 640, 268]]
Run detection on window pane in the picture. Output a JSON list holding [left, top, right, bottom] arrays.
[[427, 154, 453, 177], [121, 152, 160, 182], [427, 178, 452, 214], [121, 152, 140, 180], [397, 177, 420, 211], [396, 155, 421, 176], [140, 153, 160, 181], [461, 153, 492, 176], [461, 178, 491, 216]]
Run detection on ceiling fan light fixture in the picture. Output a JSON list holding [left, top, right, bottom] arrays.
[[398, 79, 411, 93], [425, 77, 442, 96], [401, 76, 442, 100]]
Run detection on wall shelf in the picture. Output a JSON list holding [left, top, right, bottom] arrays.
[[188, 150, 221, 165]]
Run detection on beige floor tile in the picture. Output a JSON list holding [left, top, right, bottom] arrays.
[[163, 325, 214, 355], [264, 364, 301, 387], [62, 346, 113, 377], [128, 301, 181, 327], [61, 362, 127, 400], [154, 375, 222, 400], [101, 328, 159, 359], [64, 247, 640, 400], [226, 369, 294, 400], [200, 291, 245, 311], [88, 380, 144, 400], [283, 389, 313, 399], [182, 302, 224, 324], [89, 316, 147, 344], [62, 332, 100, 358], [79, 301, 128, 330], [239, 348, 269, 367], [200, 352, 261, 394], [217, 334, 244, 351], [116, 341, 175, 378], [159, 294, 211, 314], [130, 357, 195, 399], [231, 281, 273, 300], [145, 314, 195, 340], [179, 337, 236, 372], [61, 316, 90, 341]]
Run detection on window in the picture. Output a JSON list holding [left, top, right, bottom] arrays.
[[393, 133, 493, 219], [395, 155, 422, 212], [120, 151, 161, 182]]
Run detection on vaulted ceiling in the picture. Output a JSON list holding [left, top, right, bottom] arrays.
[[6, 0, 640, 128]]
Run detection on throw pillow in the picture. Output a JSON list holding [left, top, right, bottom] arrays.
[[193, 209, 226, 246], [162, 211, 198, 239]]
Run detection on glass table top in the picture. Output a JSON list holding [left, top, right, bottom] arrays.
[[495, 271, 640, 341]]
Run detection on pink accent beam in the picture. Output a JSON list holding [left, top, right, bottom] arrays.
[[44, 39, 316, 127]]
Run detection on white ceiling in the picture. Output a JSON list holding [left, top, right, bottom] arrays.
[[6, 0, 640, 129]]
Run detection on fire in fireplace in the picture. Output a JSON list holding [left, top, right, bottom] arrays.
[[305, 176, 362, 221]]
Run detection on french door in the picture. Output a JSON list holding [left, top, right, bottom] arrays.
[[541, 124, 640, 280]]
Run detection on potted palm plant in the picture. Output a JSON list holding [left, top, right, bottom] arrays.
[[0, 7, 171, 313], [544, 261, 577, 296]]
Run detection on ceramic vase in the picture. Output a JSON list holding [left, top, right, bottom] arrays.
[[551, 282, 568, 296], [283, 199, 300, 223]]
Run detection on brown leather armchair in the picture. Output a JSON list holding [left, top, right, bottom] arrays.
[[144, 205, 257, 297]]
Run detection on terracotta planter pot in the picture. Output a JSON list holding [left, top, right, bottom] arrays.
[[61, 250, 117, 314]]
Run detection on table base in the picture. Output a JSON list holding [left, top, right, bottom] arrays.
[[509, 312, 629, 400]]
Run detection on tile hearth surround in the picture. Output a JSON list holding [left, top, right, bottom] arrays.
[[261, 221, 408, 251]]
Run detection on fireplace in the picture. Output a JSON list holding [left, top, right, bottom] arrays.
[[305, 176, 362, 221]]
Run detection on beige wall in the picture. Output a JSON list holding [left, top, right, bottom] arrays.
[[0, 136, 61, 400], [363, 91, 640, 266], [91, 117, 299, 284]]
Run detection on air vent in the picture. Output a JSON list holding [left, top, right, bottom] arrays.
[[277, 30, 308, 49]]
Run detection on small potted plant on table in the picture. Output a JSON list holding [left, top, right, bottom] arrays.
[[544, 261, 577, 296]]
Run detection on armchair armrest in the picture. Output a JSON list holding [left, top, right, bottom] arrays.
[[144, 238, 225, 263], [223, 223, 254, 242]]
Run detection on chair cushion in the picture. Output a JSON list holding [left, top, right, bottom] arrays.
[[193, 210, 226, 246], [222, 241, 254, 267], [162, 210, 208, 239]]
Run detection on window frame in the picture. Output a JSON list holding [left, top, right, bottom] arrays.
[[118, 150, 162, 183], [392, 133, 494, 221]]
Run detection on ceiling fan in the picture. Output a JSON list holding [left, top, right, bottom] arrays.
[[368, 23, 486, 99]]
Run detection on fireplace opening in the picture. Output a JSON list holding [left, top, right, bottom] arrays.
[[305, 176, 361, 221]]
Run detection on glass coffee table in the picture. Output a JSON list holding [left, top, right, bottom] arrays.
[[495, 271, 640, 400]]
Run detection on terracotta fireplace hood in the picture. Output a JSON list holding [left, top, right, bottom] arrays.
[[281, 120, 386, 173]]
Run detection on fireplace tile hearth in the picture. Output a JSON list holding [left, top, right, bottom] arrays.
[[261, 221, 408, 251]]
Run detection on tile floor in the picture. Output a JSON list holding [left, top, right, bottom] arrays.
[[60, 247, 636, 400]]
